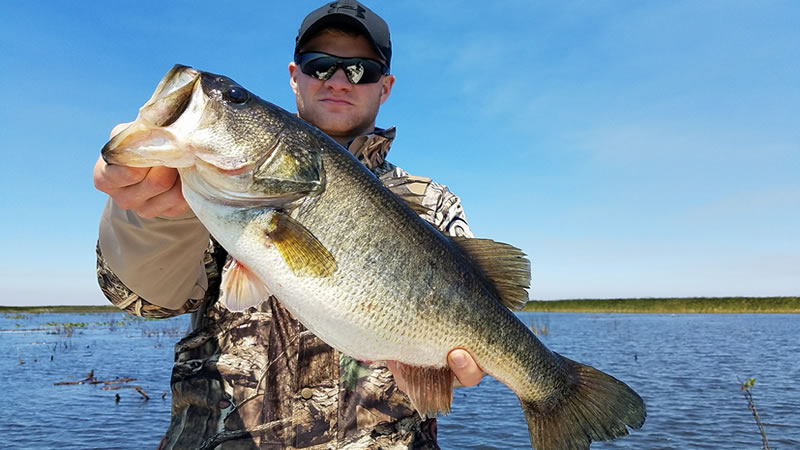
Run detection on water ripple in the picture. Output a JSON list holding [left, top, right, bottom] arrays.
[[2, 312, 798, 449], [439, 313, 800, 449]]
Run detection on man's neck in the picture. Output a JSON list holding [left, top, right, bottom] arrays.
[[330, 127, 377, 148], [331, 136, 351, 147]]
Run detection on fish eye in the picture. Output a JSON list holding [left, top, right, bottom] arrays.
[[224, 86, 249, 104]]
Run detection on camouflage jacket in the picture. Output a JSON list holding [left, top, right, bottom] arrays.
[[96, 127, 474, 449]]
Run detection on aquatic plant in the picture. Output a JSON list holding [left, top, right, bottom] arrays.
[[95, 320, 126, 330], [5, 314, 29, 319], [44, 322, 88, 337], [44, 322, 88, 327], [740, 377, 770, 450], [529, 324, 549, 336]]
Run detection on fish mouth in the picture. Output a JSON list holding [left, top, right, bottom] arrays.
[[139, 65, 200, 127], [101, 65, 201, 167]]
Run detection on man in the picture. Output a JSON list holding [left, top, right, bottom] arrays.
[[93, 1, 482, 448]]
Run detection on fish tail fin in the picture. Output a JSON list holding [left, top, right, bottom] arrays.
[[521, 354, 646, 450]]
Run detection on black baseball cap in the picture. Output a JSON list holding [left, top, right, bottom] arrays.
[[295, 0, 392, 69]]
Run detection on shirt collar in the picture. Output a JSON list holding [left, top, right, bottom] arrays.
[[346, 127, 396, 171]]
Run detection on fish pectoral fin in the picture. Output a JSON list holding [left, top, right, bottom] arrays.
[[391, 362, 453, 418], [219, 257, 271, 312], [265, 211, 337, 278], [451, 237, 531, 311]]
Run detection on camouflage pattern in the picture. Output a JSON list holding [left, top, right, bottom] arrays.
[[96, 128, 473, 449]]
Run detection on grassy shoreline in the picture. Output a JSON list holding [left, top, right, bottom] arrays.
[[522, 296, 800, 313], [0, 305, 121, 314], [3, 297, 798, 314]]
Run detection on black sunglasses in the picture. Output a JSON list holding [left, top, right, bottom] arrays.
[[295, 52, 389, 84]]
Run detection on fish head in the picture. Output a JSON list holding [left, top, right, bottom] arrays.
[[102, 65, 324, 203]]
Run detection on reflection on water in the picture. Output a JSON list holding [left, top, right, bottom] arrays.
[[1, 312, 798, 449]]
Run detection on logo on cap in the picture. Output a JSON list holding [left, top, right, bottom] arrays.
[[327, 2, 366, 19]]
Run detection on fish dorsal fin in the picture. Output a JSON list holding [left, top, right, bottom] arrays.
[[451, 237, 531, 311], [220, 257, 271, 312], [391, 362, 454, 418], [264, 211, 337, 278]]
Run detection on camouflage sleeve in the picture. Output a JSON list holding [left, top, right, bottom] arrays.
[[96, 239, 222, 318], [377, 164, 474, 238]]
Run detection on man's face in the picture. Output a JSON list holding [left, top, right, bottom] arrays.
[[290, 30, 395, 143]]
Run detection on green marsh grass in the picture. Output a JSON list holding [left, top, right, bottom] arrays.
[[1, 305, 119, 314], [4, 298, 799, 315], [523, 296, 799, 313]]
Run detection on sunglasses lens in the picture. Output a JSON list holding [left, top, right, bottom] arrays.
[[347, 60, 385, 84], [299, 55, 338, 80], [344, 63, 366, 84], [297, 53, 387, 84]]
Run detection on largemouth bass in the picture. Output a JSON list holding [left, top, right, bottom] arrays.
[[102, 65, 645, 449]]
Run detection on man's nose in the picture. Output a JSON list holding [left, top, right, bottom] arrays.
[[324, 67, 352, 90]]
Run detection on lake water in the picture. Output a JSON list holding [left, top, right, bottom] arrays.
[[1, 312, 798, 449]]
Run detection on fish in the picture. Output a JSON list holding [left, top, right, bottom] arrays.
[[102, 64, 646, 449]]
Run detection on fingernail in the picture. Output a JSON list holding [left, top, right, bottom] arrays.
[[450, 351, 467, 368]]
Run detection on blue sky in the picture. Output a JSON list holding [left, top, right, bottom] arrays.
[[1, 1, 798, 306]]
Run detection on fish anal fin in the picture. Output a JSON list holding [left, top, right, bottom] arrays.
[[392, 362, 454, 418], [265, 211, 337, 278], [451, 237, 531, 311], [219, 257, 271, 312], [521, 354, 646, 450]]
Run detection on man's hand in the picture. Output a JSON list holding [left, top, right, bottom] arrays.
[[387, 348, 484, 394], [447, 349, 484, 387], [93, 122, 190, 218]]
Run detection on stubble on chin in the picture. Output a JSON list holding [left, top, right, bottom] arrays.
[[300, 106, 377, 141]]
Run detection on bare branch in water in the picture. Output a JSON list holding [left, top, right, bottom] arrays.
[[740, 377, 770, 450]]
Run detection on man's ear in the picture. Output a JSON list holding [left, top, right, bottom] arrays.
[[289, 62, 299, 95], [379, 74, 395, 105]]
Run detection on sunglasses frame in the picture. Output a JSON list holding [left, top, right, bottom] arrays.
[[295, 51, 389, 85]]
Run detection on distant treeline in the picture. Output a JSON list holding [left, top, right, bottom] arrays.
[[523, 297, 800, 313], [0, 305, 120, 314], [3, 297, 799, 314]]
